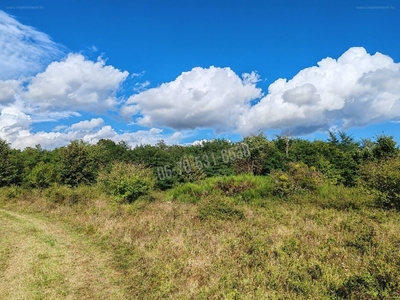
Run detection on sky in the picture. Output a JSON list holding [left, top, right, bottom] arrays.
[[0, 0, 399, 149]]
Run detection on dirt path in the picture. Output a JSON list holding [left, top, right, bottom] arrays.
[[0, 209, 127, 300]]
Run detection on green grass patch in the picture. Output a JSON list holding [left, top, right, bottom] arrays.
[[198, 197, 245, 221], [168, 174, 274, 204]]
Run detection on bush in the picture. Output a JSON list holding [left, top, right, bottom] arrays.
[[98, 161, 155, 203], [272, 162, 324, 197], [315, 155, 343, 185], [212, 174, 273, 202], [359, 157, 400, 209], [214, 176, 256, 196], [43, 184, 95, 205], [168, 174, 274, 204], [0, 185, 25, 200]]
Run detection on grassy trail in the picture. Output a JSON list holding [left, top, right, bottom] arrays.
[[0, 208, 127, 300]]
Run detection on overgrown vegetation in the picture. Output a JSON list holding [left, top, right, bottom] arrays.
[[97, 161, 155, 203], [1, 132, 400, 298]]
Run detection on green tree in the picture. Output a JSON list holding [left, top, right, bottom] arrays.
[[28, 162, 58, 193], [196, 139, 235, 177], [174, 154, 206, 183], [90, 139, 130, 170], [0, 139, 17, 187], [372, 134, 398, 160], [328, 131, 359, 152], [235, 134, 271, 175], [19, 145, 45, 184], [60, 140, 95, 187]]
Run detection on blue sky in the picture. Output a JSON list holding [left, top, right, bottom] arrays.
[[0, 0, 399, 149]]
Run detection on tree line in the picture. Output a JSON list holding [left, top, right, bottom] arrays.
[[0, 131, 398, 192]]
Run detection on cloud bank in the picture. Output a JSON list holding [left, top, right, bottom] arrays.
[[122, 47, 399, 136], [25, 54, 129, 113], [238, 47, 400, 135]]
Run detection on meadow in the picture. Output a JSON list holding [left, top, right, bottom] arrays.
[[1, 133, 400, 298], [1, 174, 400, 299]]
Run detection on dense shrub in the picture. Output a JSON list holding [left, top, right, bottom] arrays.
[[272, 162, 324, 197], [212, 174, 273, 202], [43, 184, 90, 205], [98, 161, 155, 203], [315, 155, 343, 185], [359, 157, 400, 209], [214, 177, 256, 196], [0, 185, 25, 200]]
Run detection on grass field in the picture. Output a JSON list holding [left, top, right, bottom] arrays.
[[1, 178, 400, 299], [0, 208, 126, 300]]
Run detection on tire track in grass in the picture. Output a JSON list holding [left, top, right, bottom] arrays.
[[0, 209, 127, 300]]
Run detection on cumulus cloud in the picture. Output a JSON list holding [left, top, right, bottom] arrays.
[[70, 118, 104, 130], [0, 10, 63, 80], [0, 80, 21, 104], [237, 47, 400, 135], [0, 107, 32, 144], [24, 53, 129, 113], [121, 66, 262, 132]]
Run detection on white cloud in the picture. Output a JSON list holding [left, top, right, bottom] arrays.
[[0, 10, 63, 80], [0, 107, 32, 144], [131, 71, 145, 78], [133, 80, 150, 92], [71, 118, 104, 130], [242, 71, 261, 85], [191, 139, 208, 146], [237, 47, 400, 135], [121, 49, 400, 138], [0, 11, 179, 150], [0, 80, 20, 104], [121, 66, 262, 132], [24, 53, 129, 114]]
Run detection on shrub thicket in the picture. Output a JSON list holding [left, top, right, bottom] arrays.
[[359, 157, 400, 209], [98, 161, 155, 203], [272, 162, 324, 197]]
